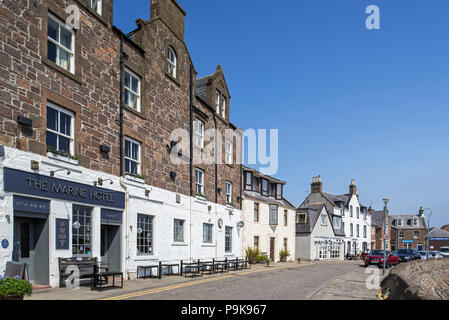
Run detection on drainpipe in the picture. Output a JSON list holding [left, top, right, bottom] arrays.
[[213, 114, 218, 259], [189, 64, 194, 261], [119, 33, 124, 177], [120, 178, 130, 277]]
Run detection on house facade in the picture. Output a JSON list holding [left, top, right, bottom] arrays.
[[0, 0, 243, 287], [426, 228, 449, 251], [296, 177, 371, 260], [241, 167, 296, 262], [370, 209, 392, 251]]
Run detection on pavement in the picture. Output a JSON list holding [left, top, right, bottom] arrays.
[[26, 260, 386, 300]]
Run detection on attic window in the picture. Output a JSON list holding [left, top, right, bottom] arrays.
[[89, 0, 102, 16], [296, 213, 306, 224], [276, 184, 283, 200], [261, 179, 269, 197], [397, 219, 403, 227], [413, 218, 418, 227], [244, 172, 252, 191]]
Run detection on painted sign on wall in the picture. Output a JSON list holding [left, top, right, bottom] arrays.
[[56, 218, 69, 250]]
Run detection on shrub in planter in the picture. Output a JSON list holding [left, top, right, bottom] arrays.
[[0, 276, 32, 300], [245, 247, 261, 264], [256, 255, 268, 263], [279, 249, 291, 262]]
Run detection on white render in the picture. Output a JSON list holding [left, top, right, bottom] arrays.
[[0, 146, 242, 287], [241, 197, 296, 262]]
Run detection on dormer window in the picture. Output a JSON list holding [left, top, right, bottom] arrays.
[[276, 184, 283, 200], [261, 179, 269, 197], [89, 0, 102, 15], [215, 91, 220, 114], [413, 218, 418, 227], [252, 177, 260, 192], [222, 95, 226, 119], [244, 172, 252, 191], [397, 219, 403, 227], [167, 46, 177, 78], [297, 213, 307, 224], [269, 183, 275, 197]]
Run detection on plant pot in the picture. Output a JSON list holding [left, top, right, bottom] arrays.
[[280, 258, 286, 262], [0, 295, 24, 300]]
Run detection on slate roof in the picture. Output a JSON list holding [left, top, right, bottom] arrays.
[[196, 76, 210, 102], [296, 204, 325, 234], [390, 215, 427, 230], [426, 228, 449, 239], [243, 190, 296, 210], [371, 210, 386, 228]]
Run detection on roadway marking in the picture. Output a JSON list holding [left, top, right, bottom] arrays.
[[102, 263, 313, 301]]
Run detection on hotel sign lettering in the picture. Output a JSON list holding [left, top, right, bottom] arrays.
[[4, 167, 125, 210]]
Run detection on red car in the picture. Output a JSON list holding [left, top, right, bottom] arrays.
[[361, 250, 370, 261], [365, 250, 399, 268]]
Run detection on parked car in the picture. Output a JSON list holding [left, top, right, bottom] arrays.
[[365, 250, 399, 268], [361, 250, 370, 261], [430, 251, 444, 259], [397, 249, 420, 263], [416, 251, 429, 260], [439, 247, 449, 258]]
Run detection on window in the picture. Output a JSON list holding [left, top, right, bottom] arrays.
[[321, 214, 327, 226], [357, 224, 360, 237], [269, 205, 278, 225], [244, 172, 252, 191], [222, 96, 226, 119], [225, 139, 233, 164], [125, 137, 141, 175], [72, 205, 92, 255], [399, 231, 404, 238], [195, 168, 204, 196], [46, 103, 74, 156], [269, 183, 275, 197], [276, 184, 283, 200], [225, 226, 232, 252], [283, 238, 288, 251], [414, 231, 419, 238], [124, 68, 141, 111], [89, 0, 102, 15], [137, 214, 153, 255], [254, 203, 259, 222], [297, 213, 307, 224], [363, 225, 367, 238], [215, 91, 220, 114], [333, 216, 341, 229], [330, 242, 341, 259], [350, 223, 354, 236], [167, 46, 177, 78], [203, 223, 213, 243], [261, 179, 269, 197], [47, 14, 75, 73], [174, 219, 184, 242], [397, 220, 403, 227], [319, 242, 327, 259], [350, 206, 353, 217], [252, 177, 260, 192], [254, 236, 259, 250], [413, 218, 418, 227], [225, 181, 232, 204], [194, 119, 204, 148], [284, 210, 288, 226], [357, 207, 360, 219]]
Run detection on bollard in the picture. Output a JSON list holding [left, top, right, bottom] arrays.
[[158, 261, 162, 279], [180, 260, 183, 276]]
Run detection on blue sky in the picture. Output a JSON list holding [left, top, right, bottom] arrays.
[[114, 0, 449, 227]]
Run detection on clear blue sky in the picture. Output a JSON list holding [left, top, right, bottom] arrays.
[[114, 0, 449, 227]]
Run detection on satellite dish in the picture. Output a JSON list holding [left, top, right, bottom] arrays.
[[237, 221, 245, 228]]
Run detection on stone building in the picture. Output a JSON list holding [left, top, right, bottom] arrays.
[[0, 0, 243, 287], [389, 208, 427, 251], [426, 228, 449, 251], [370, 209, 392, 251], [241, 167, 296, 262]]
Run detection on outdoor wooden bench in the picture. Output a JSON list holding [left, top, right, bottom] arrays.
[[183, 263, 204, 278], [58, 257, 99, 288], [91, 271, 123, 291], [137, 265, 159, 279], [160, 263, 180, 277]]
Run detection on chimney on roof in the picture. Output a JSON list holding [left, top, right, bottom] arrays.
[[150, 0, 186, 40], [419, 206, 424, 217], [311, 176, 322, 194], [349, 179, 357, 195]]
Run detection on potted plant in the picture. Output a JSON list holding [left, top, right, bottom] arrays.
[[245, 247, 261, 264], [0, 276, 32, 300], [279, 249, 291, 262]]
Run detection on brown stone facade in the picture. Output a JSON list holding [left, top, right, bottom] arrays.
[[0, 0, 241, 207], [390, 228, 427, 251]]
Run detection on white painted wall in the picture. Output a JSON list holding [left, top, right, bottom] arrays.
[[341, 195, 372, 254]]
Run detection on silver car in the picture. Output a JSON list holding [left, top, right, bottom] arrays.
[[431, 251, 444, 259], [417, 251, 429, 260], [440, 247, 449, 258]]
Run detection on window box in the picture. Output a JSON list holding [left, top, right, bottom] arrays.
[[47, 152, 79, 165], [226, 203, 234, 209], [195, 193, 207, 202], [125, 174, 145, 183]]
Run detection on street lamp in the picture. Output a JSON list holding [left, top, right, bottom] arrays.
[[423, 208, 432, 259], [382, 198, 390, 275]]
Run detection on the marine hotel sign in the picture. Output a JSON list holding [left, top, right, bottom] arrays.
[[4, 167, 125, 210]]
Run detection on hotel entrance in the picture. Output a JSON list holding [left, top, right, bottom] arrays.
[[100, 209, 123, 272]]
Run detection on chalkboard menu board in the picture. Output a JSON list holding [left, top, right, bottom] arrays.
[[56, 218, 69, 250]]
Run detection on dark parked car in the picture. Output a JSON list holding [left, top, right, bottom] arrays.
[[365, 250, 399, 268], [397, 249, 420, 263]]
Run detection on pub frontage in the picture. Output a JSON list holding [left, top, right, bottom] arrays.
[[0, 150, 125, 287]]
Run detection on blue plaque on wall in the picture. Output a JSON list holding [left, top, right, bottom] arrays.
[[1, 239, 8, 249], [56, 218, 69, 250]]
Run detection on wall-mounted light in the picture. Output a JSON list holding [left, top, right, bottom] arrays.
[[166, 140, 178, 154], [50, 168, 71, 177], [30, 160, 39, 171], [94, 178, 113, 187], [170, 171, 177, 181], [145, 189, 151, 197], [100, 145, 110, 154], [17, 116, 32, 127], [217, 188, 222, 195]]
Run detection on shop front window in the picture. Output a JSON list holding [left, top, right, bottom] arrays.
[[72, 205, 92, 255], [137, 214, 153, 255]]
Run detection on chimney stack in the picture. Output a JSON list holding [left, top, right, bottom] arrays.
[[419, 206, 424, 217], [311, 176, 322, 194], [150, 0, 186, 40], [349, 179, 357, 195]]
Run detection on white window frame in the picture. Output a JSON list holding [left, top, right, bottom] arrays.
[[357, 224, 360, 237], [173, 219, 184, 243], [284, 210, 288, 226], [356, 207, 360, 219], [363, 225, 367, 238], [47, 13, 75, 74], [125, 137, 141, 175], [222, 95, 226, 119], [124, 68, 141, 112], [89, 0, 102, 15], [195, 168, 204, 196], [225, 139, 233, 164], [397, 219, 403, 227], [215, 90, 220, 114], [254, 203, 259, 222], [350, 206, 353, 217], [225, 181, 232, 204], [203, 223, 213, 243], [413, 218, 418, 227], [225, 226, 232, 253], [46, 102, 75, 156], [167, 46, 177, 78], [321, 214, 327, 226], [194, 119, 204, 148], [350, 223, 354, 236], [399, 231, 404, 238], [333, 217, 341, 229]]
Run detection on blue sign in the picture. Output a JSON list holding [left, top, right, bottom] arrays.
[[4, 167, 125, 210], [56, 219, 69, 250], [13, 195, 50, 214], [402, 240, 414, 243], [430, 238, 449, 241], [1, 239, 8, 249], [101, 208, 123, 225]]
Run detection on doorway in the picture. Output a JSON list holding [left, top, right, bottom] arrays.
[[269, 237, 275, 261], [13, 216, 49, 285], [100, 224, 121, 272]]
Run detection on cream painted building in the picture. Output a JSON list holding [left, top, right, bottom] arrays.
[[241, 167, 296, 262]]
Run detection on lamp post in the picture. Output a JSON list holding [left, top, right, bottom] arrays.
[[382, 198, 390, 275], [423, 208, 432, 259]]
